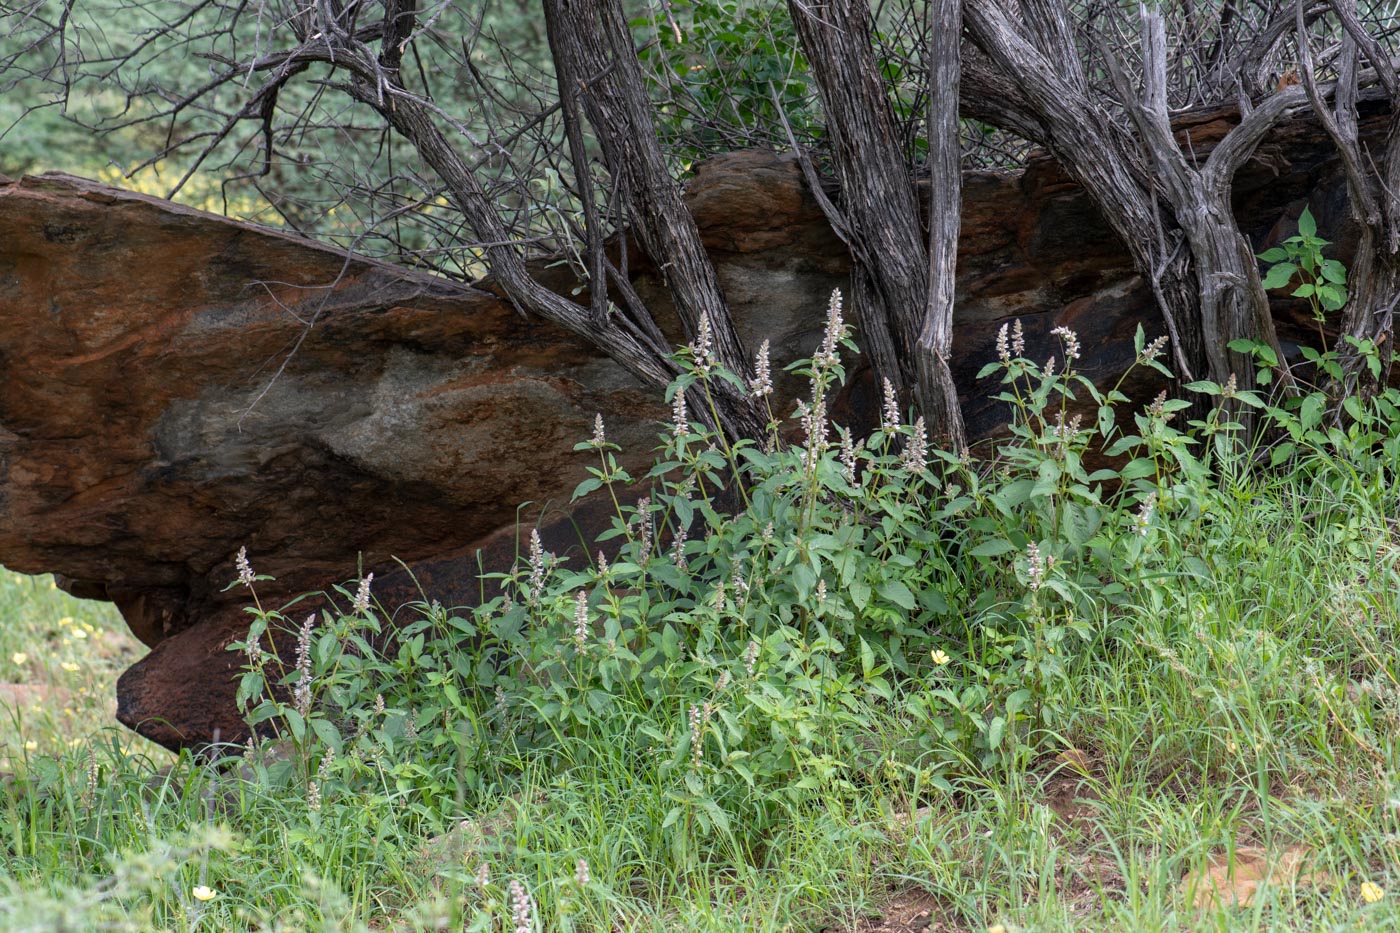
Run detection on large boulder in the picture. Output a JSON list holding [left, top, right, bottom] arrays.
[[0, 97, 1385, 749]]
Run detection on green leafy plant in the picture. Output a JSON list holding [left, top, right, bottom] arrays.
[[9, 290, 1400, 930], [1258, 205, 1348, 349], [633, 1, 816, 162]]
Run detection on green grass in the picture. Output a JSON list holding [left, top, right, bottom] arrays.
[[3, 327, 1400, 931], [0, 574, 150, 766]]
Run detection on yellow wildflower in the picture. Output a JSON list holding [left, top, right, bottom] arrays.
[[61, 661, 81, 673], [192, 885, 217, 901], [57, 617, 72, 626], [930, 649, 951, 666], [11, 651, 27, 665], [24, 740, 37, 751], [70, 628, 88, 640], [1361, 881, 1385, 903]]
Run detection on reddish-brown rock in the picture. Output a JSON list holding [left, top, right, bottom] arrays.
[[0, 99, 1386, 750]]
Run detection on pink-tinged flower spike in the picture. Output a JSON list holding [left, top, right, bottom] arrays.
[[839, 429, 860, 484], [881, 378, 901, 432], [1133, 493, 1157, 536], [749, 339, 773, 397], [235, 546, 255, 586], [351, 574, 373, 614], [1140, 334, 1168, 364], [689, 313, 714, 375], [293, 613, 316, 717], [1026, 541, 1045, 591], [572, 590, 589, 652], [671, 390, 688, 438], [1050, 325, 1081, 361], [816, 288, 846, 367], [509, 879, 534, 933], [528, 529, 546, 594], [902, 416, 928, 472]]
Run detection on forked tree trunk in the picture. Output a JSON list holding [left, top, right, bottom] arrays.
[[917, 0, 966, 448], [542, 0, 767, 440], [1306, 0, 1400, 396], [1105, 6, 1296, 403], [962, 0, 1302, 421], [788, 0, 966, 448]]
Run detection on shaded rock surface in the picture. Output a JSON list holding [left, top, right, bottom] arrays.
[[0, 99, 1385, 749]]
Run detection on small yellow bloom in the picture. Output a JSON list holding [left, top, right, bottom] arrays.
[[57, 617, 71, 626], [10, 651, 27, 665], [930, 649, 951, 666], [81, 621, 95, 633], [67, 738, 82, 747], [69, 628, 88, 640], [988, 925, 1008, 933], [192, 885, 217, 901], [24, 740, 37, 751], [1361, 881, 1385, 903], [61, 661, 81, 673]]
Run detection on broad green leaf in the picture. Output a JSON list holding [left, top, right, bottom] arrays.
[[571, 476, 603, 500], [969, 538, 1017, 558], [877, 579, 917, 611], [987, 715, 1006, 749], [1260, 263, 1296, 290], [1298, 206, 1317, 237], [311, 718, 343, 752], [284, 708, 306, 742]]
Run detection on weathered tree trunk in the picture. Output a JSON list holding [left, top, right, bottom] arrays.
[[1305, 0, 1400, 395], [542, 0, 766, 440], [917, 0, 966, 448], [960, 1, 1193, 379], [788, 0, 965, 447], [961, 0, 1302, 419], [1104, 7, 1296, 402]]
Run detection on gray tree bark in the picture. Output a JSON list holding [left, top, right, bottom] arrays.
[[961, 0, 1306, 418], [788, 0, 966, 447], [1305, 0, 1400, 395], [918, 0, 967, 449], [542, 0, 767, 440]]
